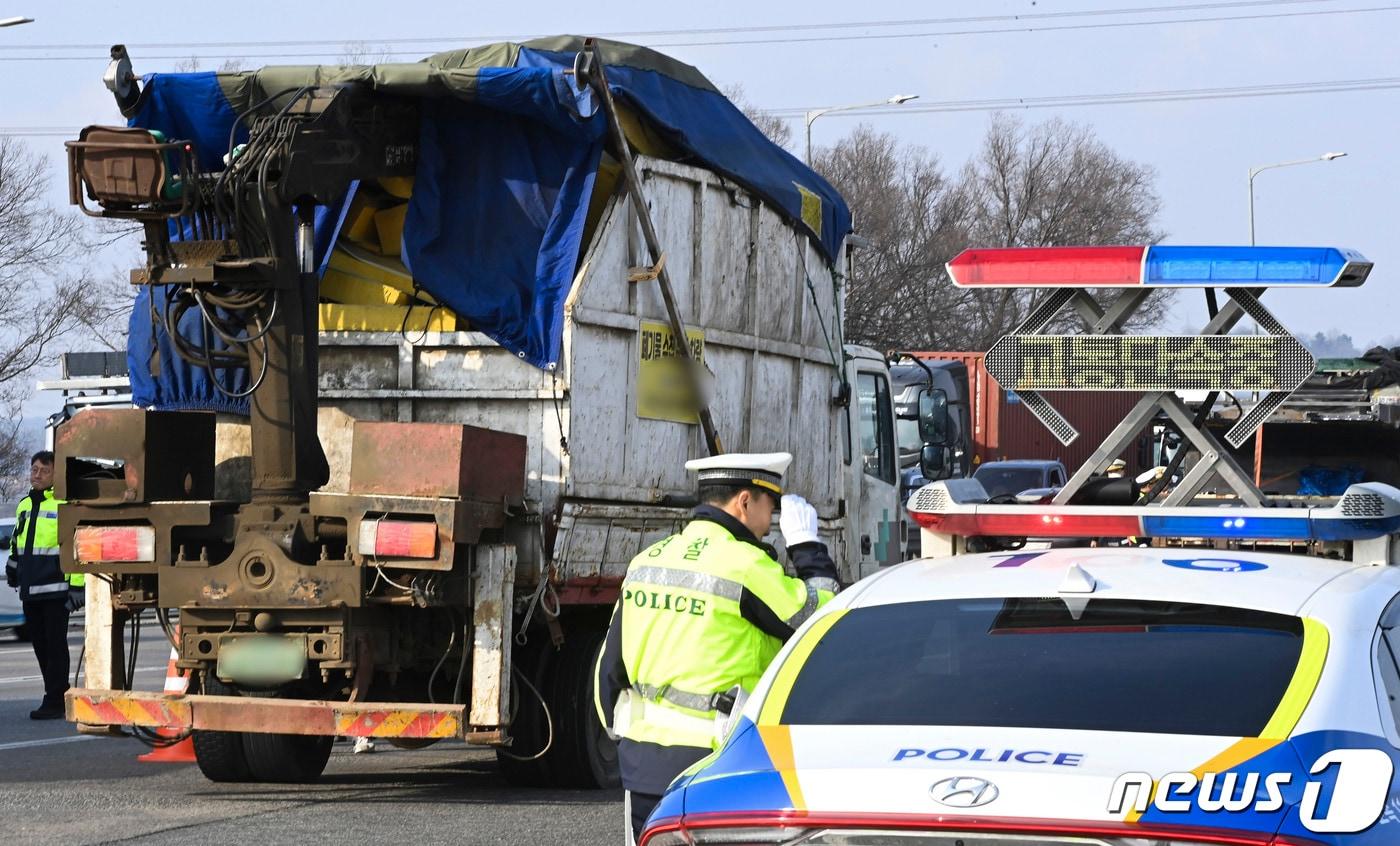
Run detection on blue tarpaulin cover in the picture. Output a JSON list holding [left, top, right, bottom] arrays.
[[123, 38, 851, 413]]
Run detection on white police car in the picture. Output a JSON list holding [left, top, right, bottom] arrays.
[[640, 484, 1400, 845]]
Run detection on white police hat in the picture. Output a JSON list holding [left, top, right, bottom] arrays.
[[685, 452, 792, 495]]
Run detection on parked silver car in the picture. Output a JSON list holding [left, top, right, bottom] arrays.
[[0, 518, 27, 640]]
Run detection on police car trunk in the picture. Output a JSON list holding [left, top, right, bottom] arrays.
[[642, 545, 1392, 846]]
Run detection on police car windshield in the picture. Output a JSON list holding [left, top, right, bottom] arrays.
[[780, 598, 1305, 736]]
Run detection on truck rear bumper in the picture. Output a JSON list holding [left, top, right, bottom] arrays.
[[65, 689, 501, 743]]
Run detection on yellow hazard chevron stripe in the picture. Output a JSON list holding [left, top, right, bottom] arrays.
[[334, 709, 459, 739], [70, 694, 190, 728]]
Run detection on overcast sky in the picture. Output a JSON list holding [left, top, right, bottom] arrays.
[[3, 0, 1396, 420]]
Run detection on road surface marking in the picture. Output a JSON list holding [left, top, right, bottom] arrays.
[[0, 735, 96, 752], [0, 665, 165, 685]]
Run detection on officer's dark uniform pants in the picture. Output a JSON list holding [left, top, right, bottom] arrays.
[[23, 600, 69, 706], [628, 791, 663, 844]]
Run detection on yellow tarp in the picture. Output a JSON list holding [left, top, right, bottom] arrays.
[[319, 303, 458, 333]]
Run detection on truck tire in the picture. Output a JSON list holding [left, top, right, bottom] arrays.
[[541, 629, 620, 789], [192, 675, 253, 783], [242, 731, 334, 783], [497, 629, 621, 789]]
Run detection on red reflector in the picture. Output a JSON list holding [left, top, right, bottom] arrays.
[[358, 520, 437, 559], [74, 526, 155, 562]]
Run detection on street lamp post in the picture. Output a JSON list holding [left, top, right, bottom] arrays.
[[805, 94, 918, 163], [0, 16, 33, 26], [1248, 152, 1347, 245]]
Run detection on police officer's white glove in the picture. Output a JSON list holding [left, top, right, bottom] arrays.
[[780, 495, 820, 547]]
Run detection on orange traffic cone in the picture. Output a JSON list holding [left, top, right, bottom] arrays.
[[137, 630, 196, 764]]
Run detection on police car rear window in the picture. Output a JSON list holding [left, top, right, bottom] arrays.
[[780, 598, 1305, 736]]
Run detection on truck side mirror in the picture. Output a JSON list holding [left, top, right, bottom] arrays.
[[918, 388, 949, 446]]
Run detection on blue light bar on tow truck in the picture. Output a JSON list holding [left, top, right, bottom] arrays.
[[907, 481, 1400, 542]]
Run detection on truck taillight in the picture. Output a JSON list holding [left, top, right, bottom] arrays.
[[357, 520, 437, 559], [74, 526, 155, 562]]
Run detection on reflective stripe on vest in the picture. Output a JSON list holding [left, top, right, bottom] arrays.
[[622, 565, 744, 603], [27, 581, 69, 595], [28, 546, 59, 556], [633, 683, 733, 714]]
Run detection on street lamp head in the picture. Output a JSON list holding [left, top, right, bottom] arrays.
[[0, 16, 34, 27], [888, 94, 919, 105], [1321, 151, 1347, 161]]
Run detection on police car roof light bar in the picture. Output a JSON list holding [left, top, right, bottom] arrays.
[[907, 481, 1400, 543], [946, 245, 1372, 289]]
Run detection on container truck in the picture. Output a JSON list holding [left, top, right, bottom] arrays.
[[57, 37, 944, 785]]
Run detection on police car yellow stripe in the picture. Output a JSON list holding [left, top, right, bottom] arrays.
[[757, 724, 806, 811], [758, 609, 847, 726], [1259, 617, 1328, 740]]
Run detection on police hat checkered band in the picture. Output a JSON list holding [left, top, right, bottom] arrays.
[[685, 452, 793, 493], [694, 468, 783, 494]]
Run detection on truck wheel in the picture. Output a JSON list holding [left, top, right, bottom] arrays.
[[192, 675, 253, 783], [541, 629, 620, 789], [242, 732, 334, 783]]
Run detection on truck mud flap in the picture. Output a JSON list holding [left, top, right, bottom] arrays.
[[67, 690, 467, 741]]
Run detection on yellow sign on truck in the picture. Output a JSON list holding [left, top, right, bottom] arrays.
[[637, 319, 705, 423]]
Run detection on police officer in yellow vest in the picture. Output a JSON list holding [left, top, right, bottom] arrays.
[[6, 451, 84, 719], [595, 452, 839, 842]]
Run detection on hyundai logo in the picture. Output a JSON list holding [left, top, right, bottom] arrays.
[[929, 776, 1000, 808]]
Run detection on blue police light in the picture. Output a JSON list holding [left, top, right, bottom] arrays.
[[1141, 514, 1312, 540], [1144, 246, 1372, 288]]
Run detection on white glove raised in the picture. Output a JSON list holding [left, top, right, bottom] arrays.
[[779, 494, 820, 548]]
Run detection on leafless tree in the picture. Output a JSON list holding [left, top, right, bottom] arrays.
[[339, 42, 396, 66], [812, 126, 969, 350], [171, 56, 245, 73], [814, 114, 1169, 352], [0, 139, 131, 491], [951, 114, 1169, 350], [721, 84, 793, 150]]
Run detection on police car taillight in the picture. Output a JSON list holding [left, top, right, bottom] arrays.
[[74, 526, 155, 563], [641, 814, 1320, 845], [357, 519, 436, 559]]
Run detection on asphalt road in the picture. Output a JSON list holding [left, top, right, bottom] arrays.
[[0, 625, 623, 845]]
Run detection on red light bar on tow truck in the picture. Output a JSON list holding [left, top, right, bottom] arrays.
[[907, 479, 1400, 542]]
